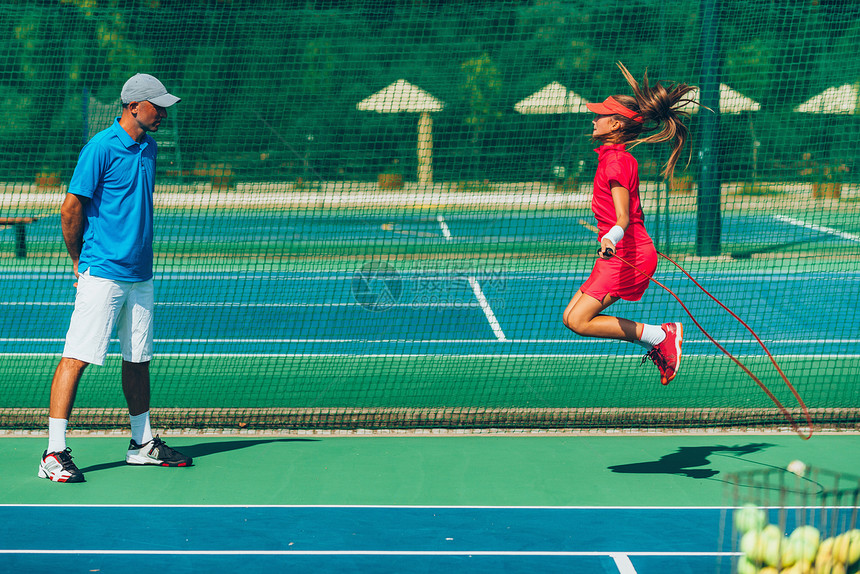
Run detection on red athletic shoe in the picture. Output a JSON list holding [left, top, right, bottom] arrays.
[[642, 322, 683, 385]]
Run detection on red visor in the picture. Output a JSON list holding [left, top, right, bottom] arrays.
[[586, 96, 644, 123]]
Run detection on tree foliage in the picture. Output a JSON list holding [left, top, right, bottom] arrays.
[[0, 0, 856, 181]]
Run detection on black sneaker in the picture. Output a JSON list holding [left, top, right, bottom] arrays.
[[38, 448, 86, 483], [126, 435, 193, 467]]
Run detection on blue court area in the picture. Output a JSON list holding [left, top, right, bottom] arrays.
[[3, 504, 857, 573], [2, 209, 858, 360], [0, 505, 740, 573], [2, 268, 858, 357]]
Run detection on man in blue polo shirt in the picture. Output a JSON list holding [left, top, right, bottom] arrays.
[[38, 74, 192, 483]]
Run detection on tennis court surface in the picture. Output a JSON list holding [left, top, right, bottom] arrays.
[[2, 2, 860, 572], [3, 204, 860, 573], [2, 433, 860, 573]]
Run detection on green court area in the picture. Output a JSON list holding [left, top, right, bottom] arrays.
[[2, 434, 859, 506], [2, 356, 858, 431]]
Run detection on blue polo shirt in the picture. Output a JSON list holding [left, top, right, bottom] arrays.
[[68, 118, 156, 282]]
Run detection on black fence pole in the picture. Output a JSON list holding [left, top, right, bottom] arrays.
[[698, 0, 722, 256]]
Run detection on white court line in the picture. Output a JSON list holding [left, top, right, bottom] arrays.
[[7, 353, 857, 359], [154, 302, 477, 309], [2, 337, 857, 344], [774, 214, 860, 243], [0, 549, 742, 559], [436, 214, 453, 241], [469, 276, 507, 341], [3, 272, 858, 283], [0, 503, 846, 509], [436, 214, 507, 342], [0, 302, 481, 308], [611, 553, 638, 574]]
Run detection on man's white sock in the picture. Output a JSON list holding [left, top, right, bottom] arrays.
[[47, 417, 68, 454], [130, 411, 154, 446]]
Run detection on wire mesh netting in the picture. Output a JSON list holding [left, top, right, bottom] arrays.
[[722, 465, 860, 573], [0, 0, 858, 431]]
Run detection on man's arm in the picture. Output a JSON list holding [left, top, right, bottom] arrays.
[[60, 193, 86, 278]]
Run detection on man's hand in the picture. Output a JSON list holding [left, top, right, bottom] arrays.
[[60, 193, 85, 287]]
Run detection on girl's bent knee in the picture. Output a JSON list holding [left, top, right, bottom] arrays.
[[563, 314, 589, 336]]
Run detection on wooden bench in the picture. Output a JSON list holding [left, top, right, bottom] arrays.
[[0, 217, 38, 258]]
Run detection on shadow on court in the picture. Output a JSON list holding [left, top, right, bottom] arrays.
[[78, 438, 318, 474], [607, 443, 775, 479]]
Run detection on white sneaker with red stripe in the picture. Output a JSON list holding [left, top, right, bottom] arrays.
[[38, 448, 85, 483]]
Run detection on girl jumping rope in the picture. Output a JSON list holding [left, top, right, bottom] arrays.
[[562, 62, 699, 385]]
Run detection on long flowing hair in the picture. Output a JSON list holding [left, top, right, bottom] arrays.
[[596, 62, 701, 183]]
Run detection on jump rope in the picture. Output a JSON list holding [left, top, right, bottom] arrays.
[[582, 221, 813, 439]]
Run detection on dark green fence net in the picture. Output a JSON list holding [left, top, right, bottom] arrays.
[[0, 0, 858, 430]]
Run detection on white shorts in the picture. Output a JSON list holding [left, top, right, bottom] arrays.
[[62, 269, 154, 366]]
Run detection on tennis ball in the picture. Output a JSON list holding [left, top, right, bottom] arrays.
[[842, 530, 860, 564], [781, 563, 813, 574], [735, 504, 768, 534], [833, 534, 850, 564], [759, 524, 785, 567], [814, 559, 846, 574], [818, 537, 836, 563], [742, 529, 763, 562], [758, 567, 779, 574], [764, 536, 787, 567], [831, 531, 860, 565], [785, 526, 822, 566], [792, 526, 823, 547], [736, 556, 759, 574], [787, 460, 808, 477], [785, 536, 818, 567]]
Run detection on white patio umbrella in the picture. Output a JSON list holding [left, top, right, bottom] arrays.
[[514, 82, 592, 180], [793, 83, 859, 192], [794, 82, 859, 114], [513, 82, 591, 114], [679, 84, 762, 177], [357, 79, 444, 184], [678, 84, 760, 114]]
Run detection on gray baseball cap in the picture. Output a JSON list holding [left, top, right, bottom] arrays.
[[121, 73, 181, 107]]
